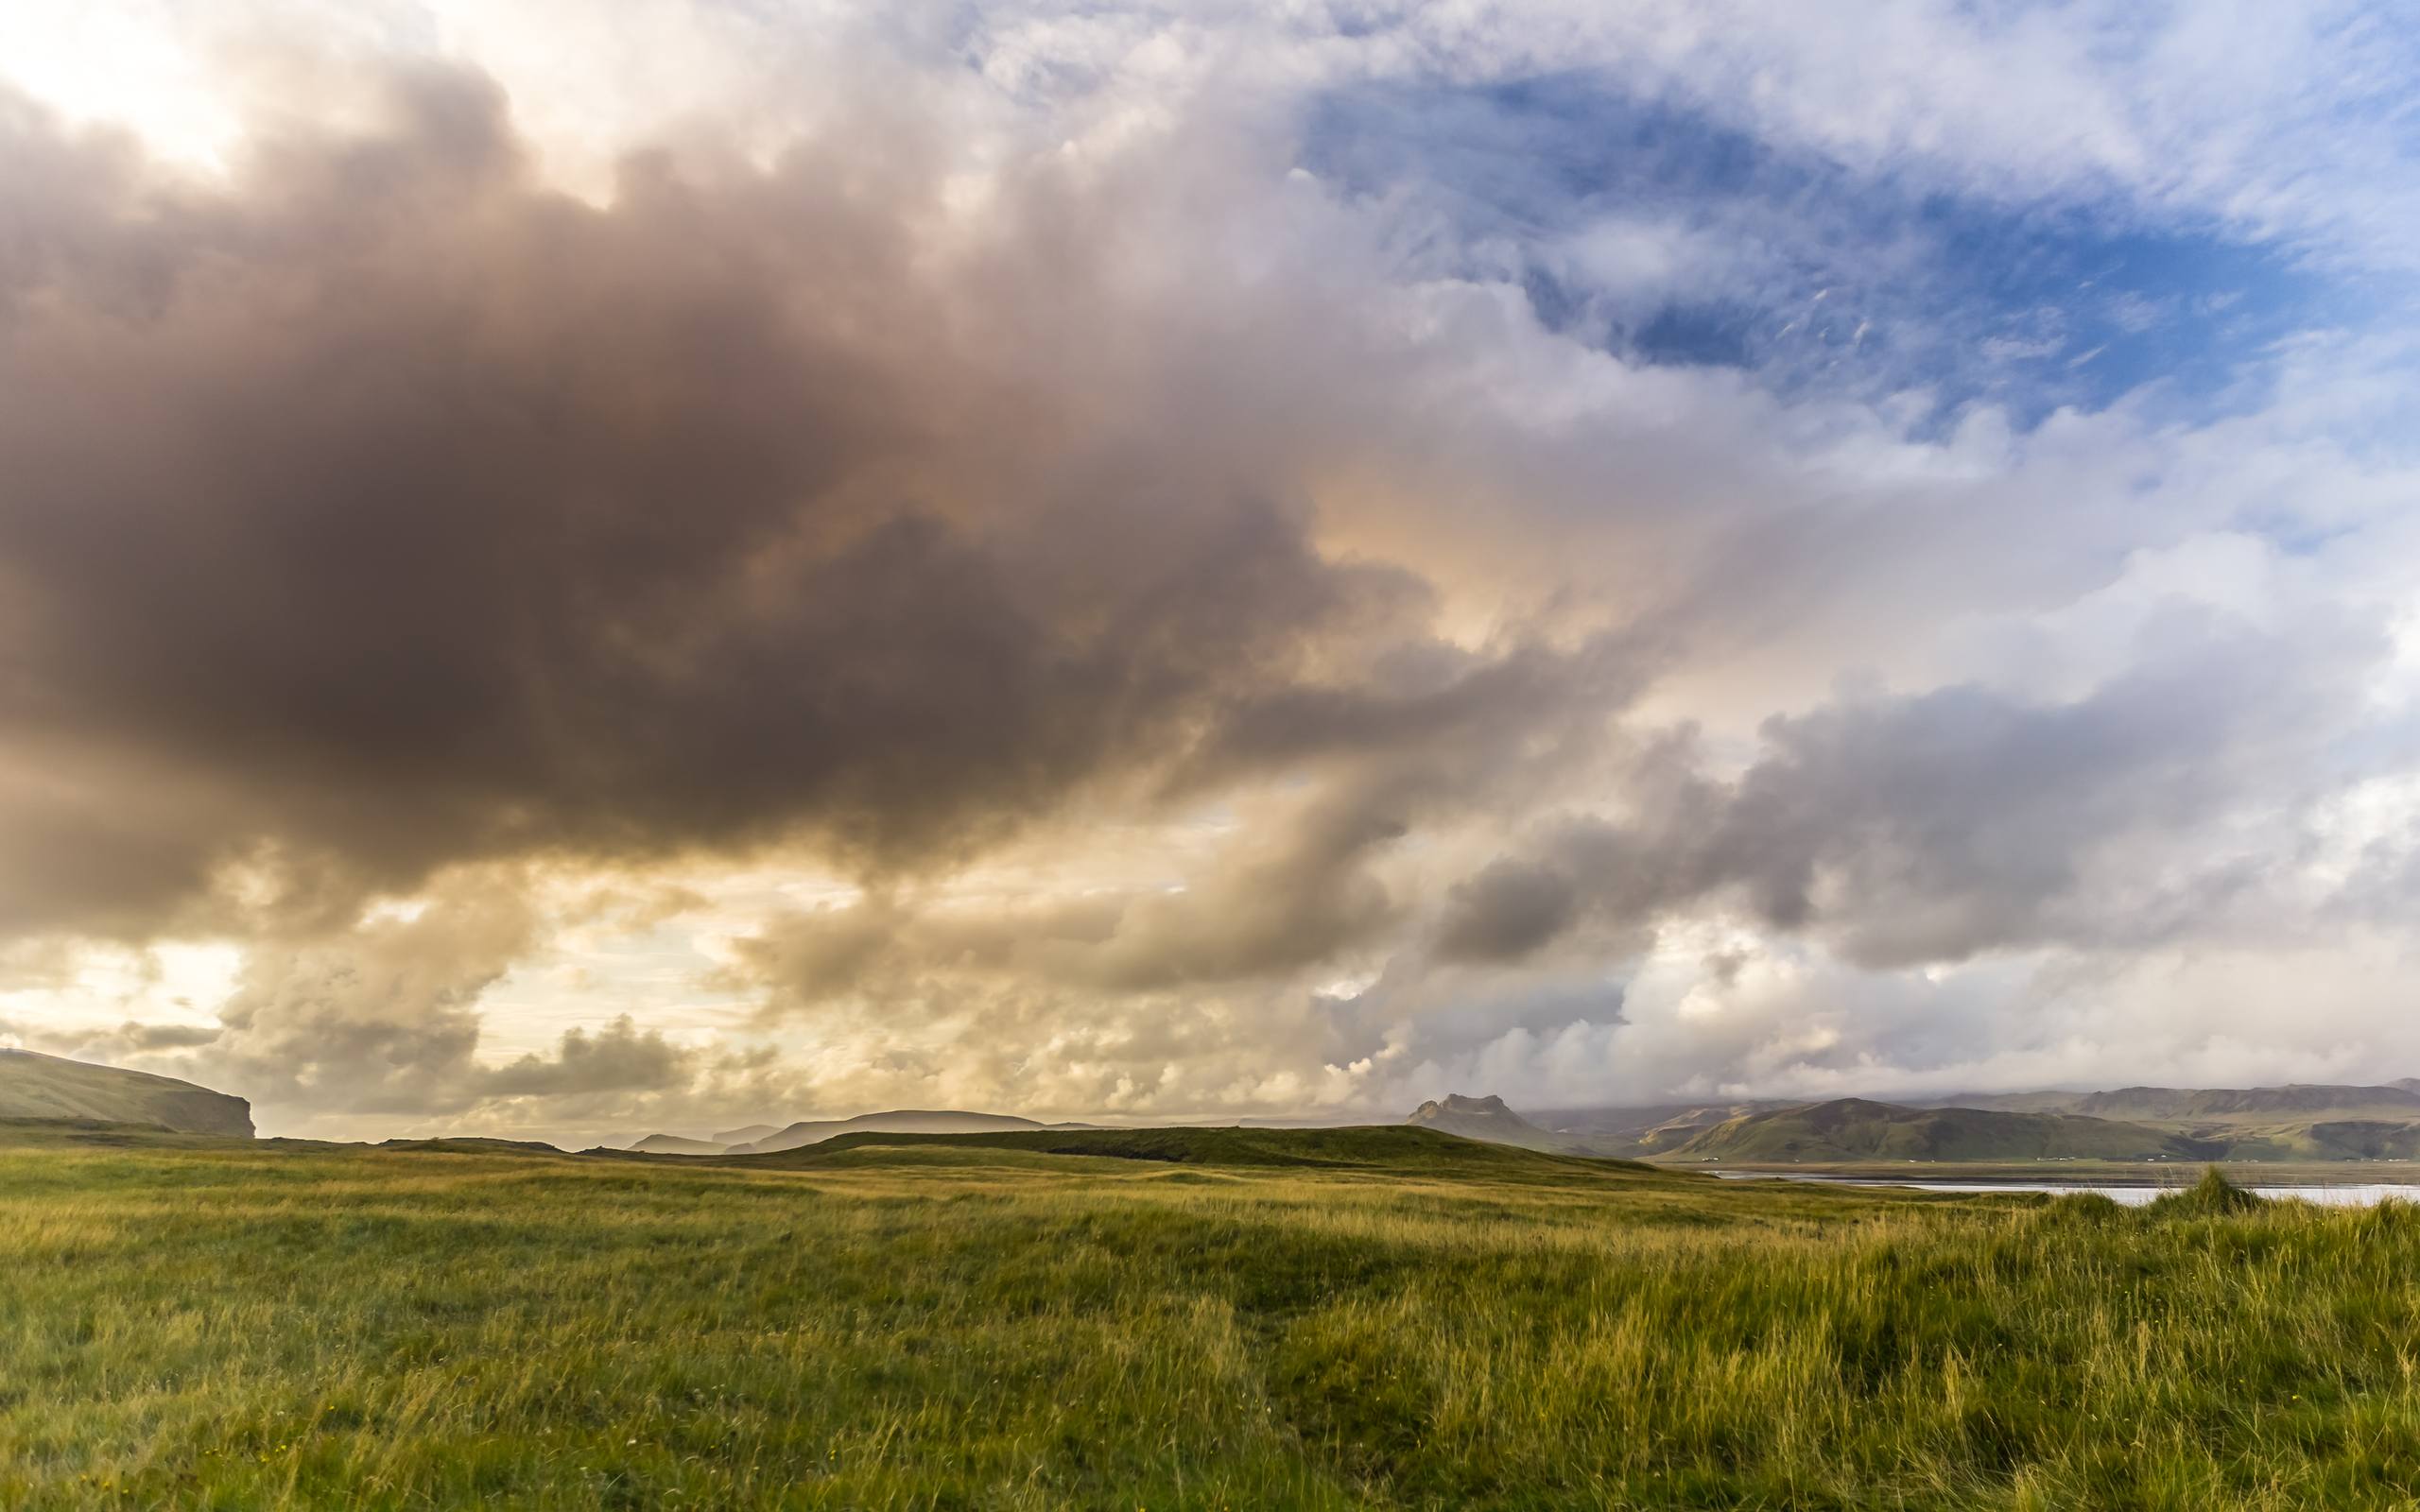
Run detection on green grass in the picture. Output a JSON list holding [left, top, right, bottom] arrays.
[[5, 1125, 2420, 1509]]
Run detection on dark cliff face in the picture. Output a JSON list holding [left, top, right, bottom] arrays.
[[0, 1049, 254, 1137], [1405, 1093, 1570, 1152], [145, 1083, 256, 1138]]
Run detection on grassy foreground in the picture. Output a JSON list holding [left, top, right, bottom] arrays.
[[4, 1126, 2419, 1509]]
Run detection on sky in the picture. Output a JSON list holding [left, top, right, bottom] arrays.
[[4, 1, 2420, 1145]]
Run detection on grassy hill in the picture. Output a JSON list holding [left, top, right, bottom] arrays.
[[0, 1048, 252, 1137], [7, 1121, 2420, 1508], [1668, 1097, 2220, 1162], [2301, 1120, 2420, 1160], [373, 1136, 570, 1156]]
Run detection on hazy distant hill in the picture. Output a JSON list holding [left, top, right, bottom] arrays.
[[1669, 1098, 2219, 1163], [0, 1049, 252, 1137], [711, 1124, 781, 1146], [629, 1133, 726, 1155], [727, 1110, 1051, 1154], [1530, 1099, 1801, 1156], [1404, 1093, 1575, 1152]]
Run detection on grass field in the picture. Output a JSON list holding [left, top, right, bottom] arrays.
[[5, 1123, 2420, 1509]]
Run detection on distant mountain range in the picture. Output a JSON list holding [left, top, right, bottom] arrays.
[[637, 1081, 2420, 1164], [1409, 1083, 2420, 1163], [0, 1048, 253, 1137], [1922, 1083, 2420, 1121], [10, 1045, 2419, 1167], [1663, 1098, 2220, 1162]]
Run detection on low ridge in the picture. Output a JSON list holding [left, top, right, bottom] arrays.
[[726, 1109, 1051, 1154], [629, 1133, 726, 1155], [732, 1123, 1660, 1179]]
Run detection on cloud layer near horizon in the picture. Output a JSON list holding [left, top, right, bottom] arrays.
[[6, 2, 2420, 1143]]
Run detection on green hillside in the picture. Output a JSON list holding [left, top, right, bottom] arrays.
[[2301, 1120, 2420, 1159], [2174, 1118, 2420, 1162], [1669, 1097, 2218, 1162], [0, 1049, 252, 1137]]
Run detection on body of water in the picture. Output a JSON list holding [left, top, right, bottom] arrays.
[[1711, 1172, 2418, 1207]]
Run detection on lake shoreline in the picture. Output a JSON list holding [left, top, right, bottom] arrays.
[[1655, 1158, 2420, 1186], [1700, 1168, 2420, 1206]]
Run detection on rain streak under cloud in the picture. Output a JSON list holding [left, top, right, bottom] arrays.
[[6, 1, 2420, 1143]]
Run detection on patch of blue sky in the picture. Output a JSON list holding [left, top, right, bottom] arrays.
[[1300, 73, 2377, 431]]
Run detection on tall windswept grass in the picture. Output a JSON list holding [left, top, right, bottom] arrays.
[[1, 1137, 2414, 1509]]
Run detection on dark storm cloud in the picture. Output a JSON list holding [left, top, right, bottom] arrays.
[[740, 782, 1409, 1009], [1433, 857, 1579, 962], [0, 56, 1691, 1132], [733, 625, 1653, 1010], [0, 64, 1440, 941]]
